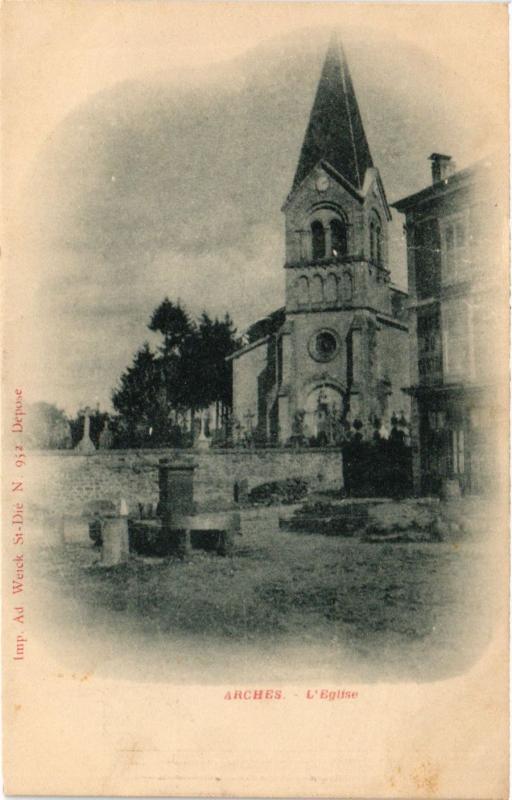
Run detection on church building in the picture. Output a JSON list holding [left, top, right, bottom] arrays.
[[228, 38, 410, 444]]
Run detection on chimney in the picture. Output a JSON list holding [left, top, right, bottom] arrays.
[[429, 153, 455, 184]]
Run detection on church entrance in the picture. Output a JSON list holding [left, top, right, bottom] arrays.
[[304, 385, 344, 443]]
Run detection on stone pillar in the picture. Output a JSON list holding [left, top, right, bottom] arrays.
[[158, 459, 196, 557], [101, 501, 129, 567], [350, 311, 375, 426], [325, 225, 333, 259], [351, 328, 363, 389], [278, 395, 291, 444], [277, 327, 293, 445], [234, 479, 249, 506], [280, 328, 292, 386]]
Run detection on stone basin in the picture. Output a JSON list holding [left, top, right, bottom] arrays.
[[128, 511, 240, 557]]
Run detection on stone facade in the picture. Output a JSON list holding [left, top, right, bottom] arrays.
[[230, 38, 410, 444]]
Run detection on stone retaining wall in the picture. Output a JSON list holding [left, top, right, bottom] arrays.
[[27, 448, 343, 517]]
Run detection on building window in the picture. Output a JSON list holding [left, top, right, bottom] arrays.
[[309, 329, 339, 362], [451, 429, 465, 474], [330, 218, 347, 257], [428, 410, 446, 431], [325, 273, 338, 305], [417, 305, 442, 384], [370, 212, 382, 264], [442, 217, 467, 281], [311, 221, 325, 260], [341, 271, 353, 302], [311, 274, 324, 305], [442, 299, 472, 381], [297, 276, 310, 308], [414, 219, 441, 299]]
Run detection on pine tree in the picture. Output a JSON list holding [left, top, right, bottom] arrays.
[[112, 301, 238, 446], [148, 298, 196, 413], [195, 311, 237, 409], [111, 343, 160, 443]]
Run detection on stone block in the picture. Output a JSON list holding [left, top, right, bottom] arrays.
[[101, 517, 130, 567]]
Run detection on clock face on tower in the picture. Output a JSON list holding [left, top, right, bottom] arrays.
[[315, 175, 330, 192]]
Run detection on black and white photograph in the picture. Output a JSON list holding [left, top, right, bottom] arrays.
[[2, 3, 509, 796]]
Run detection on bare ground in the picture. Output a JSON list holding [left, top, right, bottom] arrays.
[[28, 505, 496, 683]]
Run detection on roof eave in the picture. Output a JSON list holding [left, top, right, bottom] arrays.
[[392, 164, 477, 213]]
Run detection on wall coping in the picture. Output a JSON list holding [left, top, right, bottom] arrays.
[[28, 447, 343, 458]]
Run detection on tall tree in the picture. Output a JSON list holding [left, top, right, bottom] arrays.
[[192, 312, 237, 409], [148, 298, 196, 412], [112, 343, 161, 443], [148, 298, 192, 358], [112, 302, 238, 446]]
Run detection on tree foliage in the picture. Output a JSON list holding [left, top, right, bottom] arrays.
[[184, 311, 237, 409], [112, 300, 237, 446], [148, 298, 192, 358], [26, 402, 72, 449]]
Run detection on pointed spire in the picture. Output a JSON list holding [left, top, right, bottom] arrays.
[[292, 35, 373, 193]]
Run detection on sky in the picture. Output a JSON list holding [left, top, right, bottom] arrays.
[[10, 11, 499, 415]]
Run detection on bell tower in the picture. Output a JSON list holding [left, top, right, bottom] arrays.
[[277, 36, 396, 439]]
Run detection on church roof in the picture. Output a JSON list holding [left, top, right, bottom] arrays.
[[291, 36, 374, 194], [227, 307, 286, 361], [244, 307, 286, 344]]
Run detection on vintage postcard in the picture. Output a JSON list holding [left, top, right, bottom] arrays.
[[2, 1, 509, 796]]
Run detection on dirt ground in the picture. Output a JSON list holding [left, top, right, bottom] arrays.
[[29, 504, 497, 684]]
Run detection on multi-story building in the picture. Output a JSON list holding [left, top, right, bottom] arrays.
[[393, 154, 508, 495]]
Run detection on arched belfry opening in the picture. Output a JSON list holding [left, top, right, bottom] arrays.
[[311, 220, 326, 260], [330, 218, 347, 257], [308, 211, 348, 263]]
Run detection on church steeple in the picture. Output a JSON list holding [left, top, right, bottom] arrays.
[[292, 36, 373, 194]]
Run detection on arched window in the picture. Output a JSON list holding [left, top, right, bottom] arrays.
[[342, 272, 353, 302], [330, 218, 347, 257], [311, 221, 326, 260], [325, 273, 338, 305], [297, 276, 310, 308], [311, 274, 324, 305]]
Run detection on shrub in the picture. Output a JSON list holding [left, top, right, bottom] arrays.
[[248, 478, 308, 506]]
